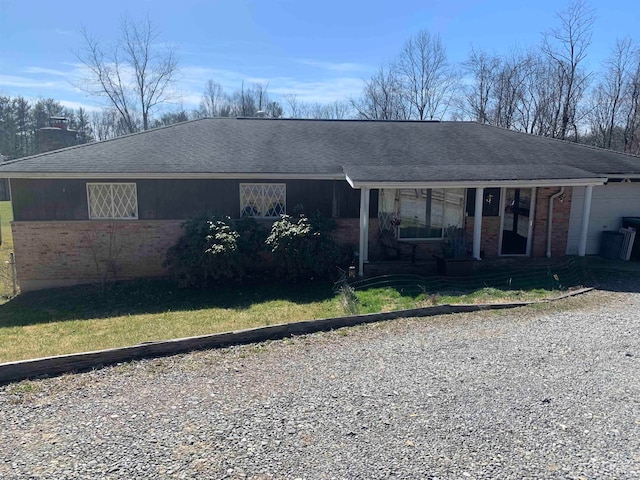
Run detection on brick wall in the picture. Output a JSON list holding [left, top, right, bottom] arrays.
[[531, 187, 573, 258], [465, 187, 573, 258], [333, 218, 379, 248], [13, 218, 379, 291], [464, 216, 501, 257], [12, 220, 183, 292]]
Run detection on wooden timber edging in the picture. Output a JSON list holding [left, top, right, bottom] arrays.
[[0, 287, 593, 385]]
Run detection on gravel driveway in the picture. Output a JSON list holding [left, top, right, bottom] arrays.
[[1, 283, 639, 479]]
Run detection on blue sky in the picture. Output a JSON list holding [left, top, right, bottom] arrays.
[[0, 0, 638, 114]]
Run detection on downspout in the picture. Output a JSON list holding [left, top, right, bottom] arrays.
[[546, 187, 565, 258]]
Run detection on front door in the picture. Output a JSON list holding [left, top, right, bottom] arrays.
[[499, 188, 535, 255]]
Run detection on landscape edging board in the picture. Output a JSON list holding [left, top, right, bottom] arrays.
[[0, 287, 593, 384]]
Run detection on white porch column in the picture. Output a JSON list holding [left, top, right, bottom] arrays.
[[578, 185, 593, 256], [358, 187, 370, 276], [473, 187, 484, 260], [526, 187, 537, 257]]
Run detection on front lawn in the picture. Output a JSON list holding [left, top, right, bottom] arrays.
[[0, 278, 559, 363], [0, 201, 13, 253]]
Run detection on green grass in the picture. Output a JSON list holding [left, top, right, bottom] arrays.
[[0, 276, 559, 363], [353, 286, 553, 313], [0, 279, 343, 362], [0, 201, 13, 252], [0, 201, 14, 299]]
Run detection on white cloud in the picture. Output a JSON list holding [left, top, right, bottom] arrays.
[[273, 78, 364, 104], [23, 66, 69, 77], [178, 65, 365, 107], [0, 58, 367, 115], [295, 59, 370, 73], [0, 74, 69, 90], [56, 99, 102, 112]]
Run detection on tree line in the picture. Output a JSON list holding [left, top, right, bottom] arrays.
[[0, 97, 92, 159], [354, 0, 640, 154], [2, 0, 640, 160]]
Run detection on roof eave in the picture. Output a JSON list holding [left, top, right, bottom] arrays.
[[0, 172, 345, 180], [345, 176, 607, 189], [604, 174, 640, 179]]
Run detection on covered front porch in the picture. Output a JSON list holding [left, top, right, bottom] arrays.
[[345, 171, 604, 277]]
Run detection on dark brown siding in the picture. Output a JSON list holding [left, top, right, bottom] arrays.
[[11, 178, 372, 221], [0, 178, 10, 201], [286, 180, 333, 217], [286, 180, 375, 218], [137, 179, 240, 219], [12, 179, 89, 221]]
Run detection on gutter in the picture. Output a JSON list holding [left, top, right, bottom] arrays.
[[345, 176, 606, 190], [546, 187, 565, 258]]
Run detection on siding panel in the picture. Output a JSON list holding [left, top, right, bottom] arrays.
[[567, 183, 640, 255], [11, 178, 367, 221], [12, 179, 88, 221]]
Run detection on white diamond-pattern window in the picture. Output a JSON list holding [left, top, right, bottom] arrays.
[[240, 183, 286, 218], [87, 183, 138, 220]]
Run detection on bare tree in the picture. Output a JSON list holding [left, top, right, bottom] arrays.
[[463, 47, 500, 123], [200, 80, 227, 117], [224, 82, 284, 118], [228, 82, 257, 116], [264, 101, 284, 118], [283, 96, 352, 119], [76, 15, 178, 132], [89, 108, 131, 141], [351, 65, 410, 120], [462, 47, 541, 132], [323, 100, 352, 119], [396, 30, 458, 120], [283, 94, 303, 118], [542, 0, 595, 140], [493, 51, 534, 130], [587, 39, 636, 149], [622, 52, 640, 154], [253, 82, 269, 113]]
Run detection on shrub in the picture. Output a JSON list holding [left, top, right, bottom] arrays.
[[235, 216, 268, 271], [266, 212, 341, 281], [164, 213, 243, 287]]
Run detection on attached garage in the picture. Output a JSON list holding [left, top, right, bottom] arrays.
[[567, 181, 640, 255]]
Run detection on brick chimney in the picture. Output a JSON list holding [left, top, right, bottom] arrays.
[[38, 117, 78, 153]]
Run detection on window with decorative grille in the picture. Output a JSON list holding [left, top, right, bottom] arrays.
[[239, 183, 286, 218], [87, 183, 138, 220]]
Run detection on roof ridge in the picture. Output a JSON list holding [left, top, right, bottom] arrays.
[[236, 117, 449, 123]]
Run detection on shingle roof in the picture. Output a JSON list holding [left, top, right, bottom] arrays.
[[0, 118, 638, 182]]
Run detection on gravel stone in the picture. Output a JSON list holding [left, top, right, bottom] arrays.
[[1, 281, 639, 479]]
